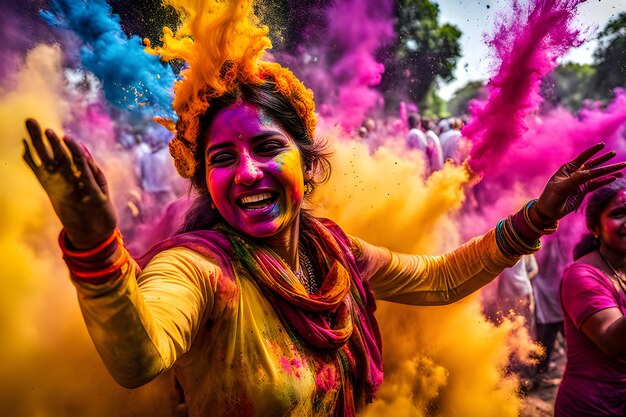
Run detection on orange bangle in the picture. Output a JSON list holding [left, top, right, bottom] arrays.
[[70, 249, 131, 279], [59, 229, 121, 259]]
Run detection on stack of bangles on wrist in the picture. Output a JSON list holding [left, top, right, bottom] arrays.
[[59, 228, 133, 284], [496, 199, 558, 257]]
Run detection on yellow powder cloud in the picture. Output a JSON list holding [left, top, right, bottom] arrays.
[[313, 133, 536, 416], [0, 44, 179, 417]]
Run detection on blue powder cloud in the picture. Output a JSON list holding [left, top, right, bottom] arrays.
[[41, 0, 177, 119]]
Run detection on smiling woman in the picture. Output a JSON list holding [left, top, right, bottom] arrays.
[[19, 1, 626, 416], [180, 79, 332, 248]]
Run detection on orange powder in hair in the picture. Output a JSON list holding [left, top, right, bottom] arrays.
[[146, 0, 272, 178], [147, 0, 270, 107], [147, 0, 316, 180]]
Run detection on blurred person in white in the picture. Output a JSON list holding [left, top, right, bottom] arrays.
[[531, 233, 568, 385], [440, 117, 468, 164], [407, 113, 442, 175], [359, 117, 380, 154], [406, 113, 427, 151], [420, 118, 443, 172], [497, 254, 539, 331]]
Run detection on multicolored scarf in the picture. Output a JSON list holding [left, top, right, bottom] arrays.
[[136, 215, 383, 415]]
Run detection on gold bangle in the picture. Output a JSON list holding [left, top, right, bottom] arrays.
[[524, 200, 558, 235], [508, 215, 541, 250]]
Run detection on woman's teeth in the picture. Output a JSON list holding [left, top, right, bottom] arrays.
[[239, 192, 276, 209]]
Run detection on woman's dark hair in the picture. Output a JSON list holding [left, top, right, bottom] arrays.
[[573, 178, 626, 260], [179, 81, 332, 233]]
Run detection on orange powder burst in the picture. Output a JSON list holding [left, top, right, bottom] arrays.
[[146, 0, 271, 178], [146, 0, 316, 181]]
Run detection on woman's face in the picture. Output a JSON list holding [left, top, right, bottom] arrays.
[[204, 100, 306, 240], [598, 190, 626, 255]]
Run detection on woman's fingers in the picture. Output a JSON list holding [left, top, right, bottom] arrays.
[[581, 151, 616, 170], [64, 137, 101, 197], [22, 139, 40, 174], [585, 175, 622, 194], [578, 162, 626, 184], [24, 119, 74, 176], [45, 128, 72, 168], [82, 143, 109, 195], [23, 119, 106, 202], [25, 119, 54, 167], [567, 143, 606, 171]]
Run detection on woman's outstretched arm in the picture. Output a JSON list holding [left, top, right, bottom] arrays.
[[22, 119, 217, 388], [22, 118, 117, 249], [355, 144, 625, 305]]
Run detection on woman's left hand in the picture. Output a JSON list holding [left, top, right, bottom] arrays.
[[536, 143, 626, 222]]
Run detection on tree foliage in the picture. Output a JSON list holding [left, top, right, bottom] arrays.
[[379, 0, 462, 115], [540, 13, 625, 112], [591, 12, 626, 99], [541, 63, 595, 111], [447, 80, 486, 116]]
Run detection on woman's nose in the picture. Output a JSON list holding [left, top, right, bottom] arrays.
[[235, 153, 264, 185]]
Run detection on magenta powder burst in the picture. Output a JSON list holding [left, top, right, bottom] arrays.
[[463, 0, 585, 175]]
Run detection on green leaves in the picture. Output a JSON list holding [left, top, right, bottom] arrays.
[[380, 0, 462, 115]]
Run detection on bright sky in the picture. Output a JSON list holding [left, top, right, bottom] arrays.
[[436, 0, 626, 100]]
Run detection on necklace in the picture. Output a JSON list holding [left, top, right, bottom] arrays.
[[278, 244, 319, 294], [297, 246, 319, 294], [597, 248, 626, 294]]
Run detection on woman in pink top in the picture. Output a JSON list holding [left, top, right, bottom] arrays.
[[557, 179, 626, 416]]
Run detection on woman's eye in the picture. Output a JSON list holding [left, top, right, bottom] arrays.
[[256, 141, 285, 155], [209, 153, 235, 166]]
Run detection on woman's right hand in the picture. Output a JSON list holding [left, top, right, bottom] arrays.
[[535, 143, 626, 223], [22, 119, 117, 249]]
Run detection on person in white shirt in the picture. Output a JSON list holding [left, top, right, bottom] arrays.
[[421, 118, 443, 172], [439, 117, 467, 164]]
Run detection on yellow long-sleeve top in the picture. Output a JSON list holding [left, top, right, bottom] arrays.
[[71, 227, 518, 417]]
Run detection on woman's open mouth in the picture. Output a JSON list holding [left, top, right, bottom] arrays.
[[237, 192, 279, 210]]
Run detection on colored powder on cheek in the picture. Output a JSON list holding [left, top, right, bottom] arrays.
[[273, 153, 305, 205]]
